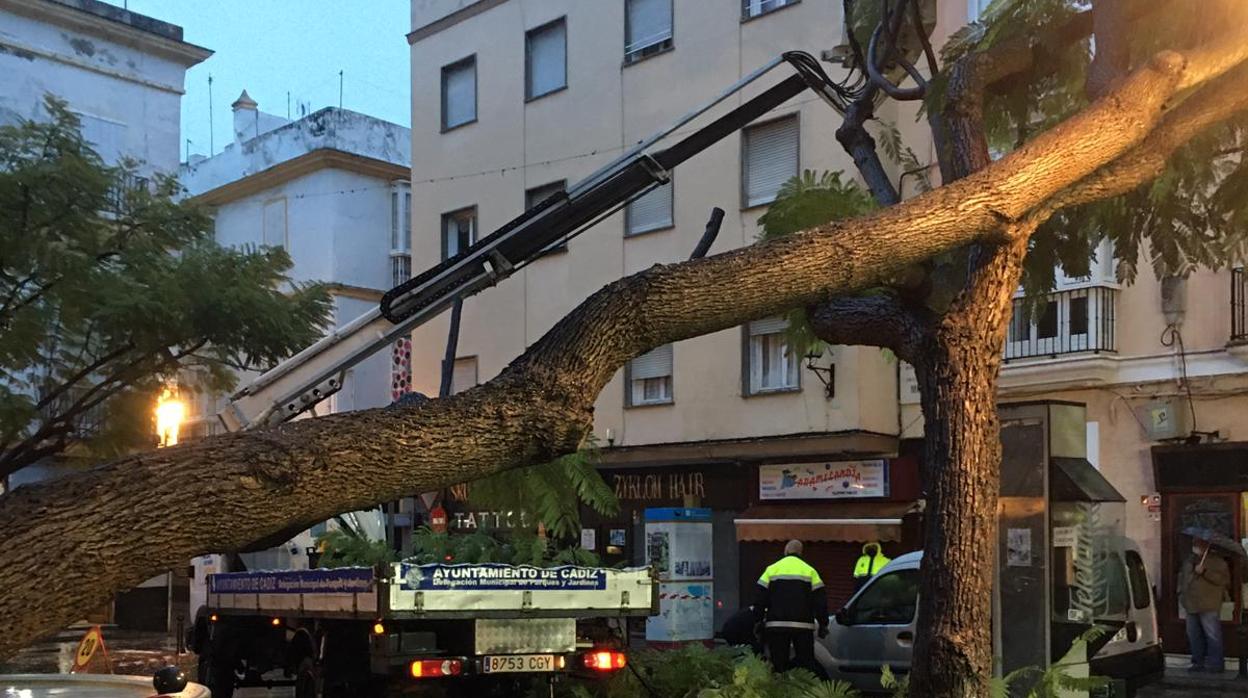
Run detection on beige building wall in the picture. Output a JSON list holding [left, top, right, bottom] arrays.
[[407, 0, 909, 452]]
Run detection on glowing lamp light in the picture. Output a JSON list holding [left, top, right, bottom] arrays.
[[155, 388, 186, 447]]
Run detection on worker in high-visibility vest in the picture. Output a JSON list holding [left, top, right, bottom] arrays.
[[853, 542, 890, 591], [753, 540, 829, 674]]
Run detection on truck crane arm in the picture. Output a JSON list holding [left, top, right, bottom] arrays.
[[219, 52, 856, 432]]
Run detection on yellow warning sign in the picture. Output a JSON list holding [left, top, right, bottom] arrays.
[[70, 625, 112, 673]]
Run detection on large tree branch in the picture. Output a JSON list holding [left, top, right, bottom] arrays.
[[807, 294, 930, 365], [1042, 59, 1248, 215], [0, 43, 1242, 658]]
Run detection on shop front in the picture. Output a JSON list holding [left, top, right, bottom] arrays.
[[581, 462, 752, 631], [1152, 441, 1248, 657], [735, 453, 923, 613]]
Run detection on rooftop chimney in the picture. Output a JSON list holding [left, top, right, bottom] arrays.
[[232, 89, 258, 143]]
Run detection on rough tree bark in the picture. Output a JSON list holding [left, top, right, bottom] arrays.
[[810, 5, 1248, 694], [0, 30, 1246, 660]]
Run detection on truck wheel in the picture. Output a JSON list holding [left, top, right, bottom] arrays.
[[294, 656, 321, 698], [199, 647, 236, 698]]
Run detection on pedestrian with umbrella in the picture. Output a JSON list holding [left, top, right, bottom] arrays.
[[1179, 526, 1244, 673]]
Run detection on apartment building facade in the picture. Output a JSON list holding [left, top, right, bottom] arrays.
[[404, 0, 987, 624], [0, 0, 210, 175]]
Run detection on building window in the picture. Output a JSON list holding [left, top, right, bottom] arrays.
[[745, 317, 799, 394], [451, 356, 479, 394], [625, 180, 673, 236], [1005, 287, 1117, 360], [262, 197, 287, 249], [627, 343, 673, 406], [442, 207, 477, 260], [742, 0, 798, 20], [441, 56, 477, 131], [526, 181, 566, 211], [390, 183, 412, 287], [526, 181, 568, 254], [75, 111, 127, 164], [625, 0, 673, 63], [742, 115, 799, 208], [526, 18, 567, 101]]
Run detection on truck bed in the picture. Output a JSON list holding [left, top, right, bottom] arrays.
[[206, 563, 656, 620]]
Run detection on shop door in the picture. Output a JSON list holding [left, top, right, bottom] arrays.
[[1161, 493, 1242, 656]]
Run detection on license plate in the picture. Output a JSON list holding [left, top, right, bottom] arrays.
[[483, 654, 556, 673]]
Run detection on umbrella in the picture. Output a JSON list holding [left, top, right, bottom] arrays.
[[1182, 526, 1247, 559]]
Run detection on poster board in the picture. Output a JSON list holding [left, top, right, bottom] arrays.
[[644, 508, 713, 643]]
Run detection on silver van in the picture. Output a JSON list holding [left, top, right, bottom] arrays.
[[815, 540, 1163, 695]]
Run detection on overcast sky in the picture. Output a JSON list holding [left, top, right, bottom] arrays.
[[121, 1, 411, 161]]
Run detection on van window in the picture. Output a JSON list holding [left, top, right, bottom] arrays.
[[1125, 550, 1151, 609], [847, 570, 919, 625], [1103, 552, 1130, 617]]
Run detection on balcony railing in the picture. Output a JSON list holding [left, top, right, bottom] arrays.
[[1233, 268, 1247, 342], [1004, 286, 1117, 361]]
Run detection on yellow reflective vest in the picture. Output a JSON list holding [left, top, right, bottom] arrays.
[[853, 542, 890, 579]]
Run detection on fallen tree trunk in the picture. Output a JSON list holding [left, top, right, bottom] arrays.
[[0, 39, 1242, 658]]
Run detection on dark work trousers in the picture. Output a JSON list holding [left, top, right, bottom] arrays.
[[766, 628, 817, 674]]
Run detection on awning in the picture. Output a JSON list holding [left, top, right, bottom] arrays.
[[1051, 457, 1126, 503], [734, 502, 914, 543]]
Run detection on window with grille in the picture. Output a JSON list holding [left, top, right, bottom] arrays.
[[742, 0, 797, 20], [625, 180, 673, 236], [526, 18, 567, 100], [442, 207, 477, 260], [441, 56, 477, 130], [628, 343, 673, 406], [390, 255, 412, 287], [746, 317, 799, 394], [390, 183, 412, 286], [625, 0, 673, 63]]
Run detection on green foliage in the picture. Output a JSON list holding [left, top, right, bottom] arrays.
[[921, 1, 1248, 298], [757, 171, 878, 355], [559, 645, 859, 698], [403, 526, 600, 568], [880, 641, 1109, 698], [0, 96, 332, 476], [466, 436, 618, 541], [314, 528, 397, 568]]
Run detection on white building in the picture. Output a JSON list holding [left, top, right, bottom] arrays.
[[179, 93, 411, 615], [0, 0, 211, 174]]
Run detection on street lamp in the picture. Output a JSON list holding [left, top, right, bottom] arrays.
[[804, 347, 835, 400], [155, 387, 186, 448]]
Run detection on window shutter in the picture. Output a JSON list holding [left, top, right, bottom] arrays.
[[626, 0, 672, 53], [527, 20, 566, 98], [744, 117, 798, 206], [262, 199, 287, 249], [443, 59, 476, 128], [630, 343, 673, 380], [402, 192, 412, 251], [626, 181, 673, 235], [390, 191, 400, 250], [451, 357, 478, 394], [748, 317, 788, 336]]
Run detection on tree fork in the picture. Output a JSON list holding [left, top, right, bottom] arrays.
[[0, 38, 1246, 658]]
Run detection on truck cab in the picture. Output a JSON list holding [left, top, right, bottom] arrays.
[[817, 538, 1163, 695]]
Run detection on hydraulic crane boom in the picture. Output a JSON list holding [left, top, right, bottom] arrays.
[[218, 52, 850, 432]]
